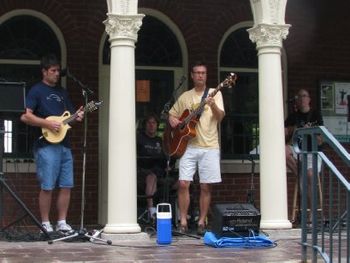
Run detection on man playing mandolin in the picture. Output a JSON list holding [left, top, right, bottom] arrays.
[[167, 62, 225, 235], [20, 54, 84, 234]]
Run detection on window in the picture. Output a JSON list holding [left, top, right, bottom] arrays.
[[103, 15, 182, 67], [102, 15, 183, 133], [219, 27, 259, 159], [0, 14, 61, 158]]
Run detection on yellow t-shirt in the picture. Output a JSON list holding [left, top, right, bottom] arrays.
[[169, 88, 225, 148]]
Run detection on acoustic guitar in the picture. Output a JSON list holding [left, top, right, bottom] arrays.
[[285, 121, 319, 145], [41, 100, 102, 144], [163, 73, 237, 158]]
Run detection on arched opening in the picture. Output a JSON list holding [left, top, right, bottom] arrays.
[[219, 24, 259, 159], [0, 12, 64, 158]]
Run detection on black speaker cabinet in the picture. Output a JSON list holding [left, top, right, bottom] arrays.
[[212, 203, 261, 237], [0, 82, 26, 113]]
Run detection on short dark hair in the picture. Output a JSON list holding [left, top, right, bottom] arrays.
[[40, 54, 60, 70], [191, 61, 207, 72], [143, 113, 159, 129]]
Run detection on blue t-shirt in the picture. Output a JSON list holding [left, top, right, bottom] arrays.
[[26, 81, 76, 148]]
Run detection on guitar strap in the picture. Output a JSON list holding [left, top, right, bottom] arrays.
[[196, 87, 209, 118]]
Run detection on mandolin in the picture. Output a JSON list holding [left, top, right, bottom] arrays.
[[41, 100, 102, 144]]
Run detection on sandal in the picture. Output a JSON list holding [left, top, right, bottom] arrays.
[[178, 224, 188, 234], [197, 224, 207, 236]]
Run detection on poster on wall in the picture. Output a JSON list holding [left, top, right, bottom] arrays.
[[320, 82, 334, 112], [323, 116, 350, 143], [320, 80, 350, 143], [334, 82, 350, 114]]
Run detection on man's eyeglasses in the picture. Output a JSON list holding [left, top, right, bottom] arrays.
[[297, 94, 309, 99], [192, 71, 207, 75]]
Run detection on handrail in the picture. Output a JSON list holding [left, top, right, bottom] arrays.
[[293, 126, 350, 165], [292, 125, 349, 263]]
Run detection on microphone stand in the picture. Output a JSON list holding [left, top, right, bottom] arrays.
[[64, 70, 94, 96], [161, 75, 186, 121], [49, 72, 111, 245], [246, 155, 257, 206], [160, 75, 186, 203], [0, 125, 51, 240], [159, 76, 200, 239]]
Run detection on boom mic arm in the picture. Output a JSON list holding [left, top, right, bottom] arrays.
[[61, 68, 94, 95], [161, 75, 186, 120]]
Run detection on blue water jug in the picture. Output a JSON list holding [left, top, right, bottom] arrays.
[[156, 203, 172, 245]]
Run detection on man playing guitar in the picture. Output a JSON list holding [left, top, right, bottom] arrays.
[[285, 88, 324, 224], [167, 62, 225, 235], [285, 88, 324, 177]]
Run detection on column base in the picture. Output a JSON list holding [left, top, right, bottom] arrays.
[[262, 228, 301, 240], [101, 232, 150, 243], [103, 223, 141, 234], [260, 219, 292, 229]]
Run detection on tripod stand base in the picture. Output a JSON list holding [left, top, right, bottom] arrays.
[[0, 176, 51, 240], [172, 230, 201, 239], [48, 228, 112, 245]]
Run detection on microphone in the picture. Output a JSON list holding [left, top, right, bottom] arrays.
[[286, 96, 298, 103], [160, 75, 186, 120], [178, 75, 186, 87], [60, 68, 70, 77], [60, 68, 94, 95]]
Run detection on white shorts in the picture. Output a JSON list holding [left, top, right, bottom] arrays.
[[179, 146, 222, 183], [289, 145, 322, 173]]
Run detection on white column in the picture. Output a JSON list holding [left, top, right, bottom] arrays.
[[248, 24, 292, 229], [103, 12, 144, 233]]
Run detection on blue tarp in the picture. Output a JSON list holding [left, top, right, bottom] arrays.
[[203, 231, 276, 248]]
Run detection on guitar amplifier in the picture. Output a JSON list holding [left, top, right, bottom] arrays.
[[211, 203, 261, 237]]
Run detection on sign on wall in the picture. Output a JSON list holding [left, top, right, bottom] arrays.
[[320, 81, 350, 143]]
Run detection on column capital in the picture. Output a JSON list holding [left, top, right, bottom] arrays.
[[247, 23, 290, 49], [103, 14, 144, 42]]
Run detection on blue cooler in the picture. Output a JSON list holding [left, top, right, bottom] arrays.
[[156, 203, 172, 245]]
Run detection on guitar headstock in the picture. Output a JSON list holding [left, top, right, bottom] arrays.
[[85, 100, 103, 113], [221, 72, 237, 89]]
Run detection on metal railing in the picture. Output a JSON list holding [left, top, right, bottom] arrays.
[[293, 126, 350, 263]]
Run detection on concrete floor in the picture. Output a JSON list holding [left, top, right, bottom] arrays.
[[0, 229, 305, 263]]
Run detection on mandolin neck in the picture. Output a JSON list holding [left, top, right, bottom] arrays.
[[63, 113, 78, 125]]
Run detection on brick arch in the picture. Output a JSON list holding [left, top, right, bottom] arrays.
[[0, 9, 68, 67]]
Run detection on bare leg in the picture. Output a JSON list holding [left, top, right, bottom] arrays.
[[177, 180, 191, 227], [198, 183, 211, 226], [307, 169, 314, 222], [39, 189, 53, 222], [56, 188, 71, 221], [285, 145, 298, 176], [145, 173, 157, 209]]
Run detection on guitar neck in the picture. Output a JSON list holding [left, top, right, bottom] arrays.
[[179, 73, 235, 127], [182, 84, 223, 125]]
